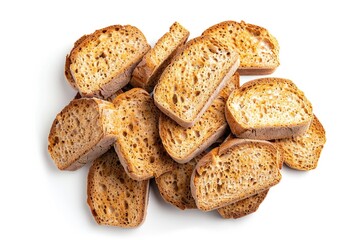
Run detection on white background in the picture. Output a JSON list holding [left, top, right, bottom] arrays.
[[1, 0, 359, 239]]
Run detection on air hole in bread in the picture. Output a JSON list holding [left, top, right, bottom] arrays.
[[172, 94, 178, 104]]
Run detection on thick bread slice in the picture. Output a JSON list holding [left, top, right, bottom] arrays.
[[217, 189, 269, 219], [154, 35, 240, 128], [69, 25, 150, 98], [112, 88, 175, 180], [87, 148, 149, 227], [65, 34, 88, 89], [273, 115, 326, 170], [226, 78, 313, 140], [191, 139, 281, 211], [131, 22, 190, 92], [159, 72, 240, 163], [155, 153, 205, 210], [48, 98, 117, 170], [202, 20, 279, 75]]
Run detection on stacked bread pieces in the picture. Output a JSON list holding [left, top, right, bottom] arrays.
[[48, 20, 326, 227]]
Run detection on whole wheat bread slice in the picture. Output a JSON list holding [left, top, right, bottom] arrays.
[[131, 22, 190, 92], [202, 20, 279, 75], [68, 25, 150, 99], [155, 153, 206, 210], [273, 115, 326, 170], [112, 88, 175, 180], [226, 78, 313, 140], [87, 148, 149, 227], [159, 72, 240, 163], [191, 139, 281, 211], [154, 35, 240, 128], [217, 189, 269, 219], [48, 98, 117, 170]]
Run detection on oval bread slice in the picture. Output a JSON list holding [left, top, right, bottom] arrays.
[[225, 78, 313, 140]]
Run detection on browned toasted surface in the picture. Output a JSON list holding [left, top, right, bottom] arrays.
[[191, 139, 281, 211], [155, 153, 205, 210], [87, 148, 149, 227], [131, 22, 190, 92], [48, 98, 116, 170], [159, 72, 239, 162], [202, 20, 279, 74], [69, 25, 150, 98], [112, 88, 175, 180], [154, 35, 240, 127], [218, 189, 269, 219], [226, 78, 313, 140], [274, 115, 326, 170]]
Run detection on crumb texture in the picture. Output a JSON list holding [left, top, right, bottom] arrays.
[[87, 149, 148, 227], [202, 20, 279, 69], [274, 115, 326, 170]]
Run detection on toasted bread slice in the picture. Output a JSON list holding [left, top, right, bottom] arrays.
[[112, 88, 175, 180], [154, 36, 240, 128], [68, 25, 150, 98], [202, 20, 279, 75], [155, 153, 205, 210], [48, 98, 117, 170], [217, 189, 269, 219], [87, 148, 149, 227], [226, 78, 313, 140], [131, 22, 190, 92], [273, 115, 326, 170], [159, 72, 239, 163], [191, 139, 281, 211]]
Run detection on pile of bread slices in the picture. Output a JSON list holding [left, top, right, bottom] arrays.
[[48, 21, 326, 227]]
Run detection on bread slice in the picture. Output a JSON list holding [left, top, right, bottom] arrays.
[[273, 115, 326, 170], [112, 88, 175, 180], [154, 35, 240, 128], [217, 189, 269, 219], [226, 78, 313, 140], [87, 148, 149, 227], [159, 72, 240, 163], [202, 20, 279, 75], [131, 22, 190, 92], [191, 139, 281, 211], [68, 25, 150, 98], [48, 98, 117, 170], [155, 153, 205, 210]]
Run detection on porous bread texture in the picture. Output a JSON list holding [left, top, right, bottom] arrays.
[[159, 72, 240, 163], [191, 139, 281, 211], [131, 22, 190, 92], [155, 153, 205, 210], [48, 98, 117, 170], [226, 78, 313, 140], [112, 88, 175, 181], [87, 148, 149, 227], [274, 115, 326, 170], [69, 25, 150, 98], [202, 20, 279, 75], [217, 189, 269, 219], [154, 35, 240, 128]]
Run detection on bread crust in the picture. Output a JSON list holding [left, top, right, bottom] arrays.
[[225, 78, 313, 140]]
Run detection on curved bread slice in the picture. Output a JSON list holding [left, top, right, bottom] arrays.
[[217, 189, 269, 219], [273, 115, 326, 170], [226, 78, 313, 140], [154, 35, 240, 128], [155, 153, 205, 210], [112, 88, 175, 180], [87, 148, 149, 227], [159, 72, 239, 163], [191, 139, 281, 211], [202, 20, 279, 75], [48, 98, 117, 170], [69, 25, 150, 98], [131, 22, 190, 92]]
